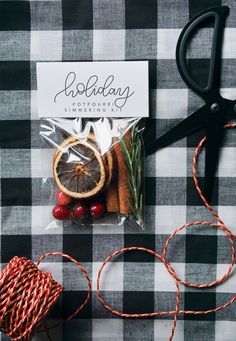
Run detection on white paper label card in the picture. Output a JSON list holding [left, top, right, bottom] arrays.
[[37, 61, 149, 118]]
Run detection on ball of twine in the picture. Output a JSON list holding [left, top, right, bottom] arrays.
[[0, 252, 91, 341]]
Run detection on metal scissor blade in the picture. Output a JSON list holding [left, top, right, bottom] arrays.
[[204, 121, 225, 202], [146, 105, 208, 156]]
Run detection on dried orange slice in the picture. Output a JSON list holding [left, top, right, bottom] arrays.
[[53, 135, 77, 163], [53, 140, 106, 199], [60, 133, 114, 188], [104, 149, 114, 187]]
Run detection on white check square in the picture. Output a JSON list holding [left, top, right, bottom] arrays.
[[215, 321, 236, 341], [31, 90, 38, 120], [154, 320, 184, 340], [155, 89, 188, 119], [218, 148, 236, 177], [155, 262, 185, 292], [93, 319, 123, 341], [157, 29, 181, 59], [31, 149, 54, 178], [146, 147, 187, 177], [217, 206, 236, 235], [93, 30, 125, 60], [152, 206, 186, 235], [38, 262, 62, 284], [92, 262, 123, 291], [31, 206, 63, 235], [31, 31, 62, 60], [216, 264, 236, 293], [223, 28, 236, 59]]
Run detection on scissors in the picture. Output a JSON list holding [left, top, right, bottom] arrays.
[[145, 5, 236, 202]]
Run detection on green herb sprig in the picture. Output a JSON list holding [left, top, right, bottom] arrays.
[[120, 124, 144, 227]]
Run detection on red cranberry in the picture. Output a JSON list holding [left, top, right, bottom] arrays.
[[72, 203, 89, 219], [52, 205, 70, 220], [56, 190, 72, 206], [89, 202, 106, 218]]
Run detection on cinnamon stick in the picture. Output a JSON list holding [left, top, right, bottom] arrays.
[[106, 181, 119, 212], [114, 131, 132, 214], [106, 150, 119, 212]]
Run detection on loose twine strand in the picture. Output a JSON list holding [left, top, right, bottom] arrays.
[[96, 123, 236, 341], [0, 252, 91, 341]]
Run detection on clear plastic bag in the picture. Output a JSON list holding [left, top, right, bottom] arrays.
[[40, 117, 145, 229]]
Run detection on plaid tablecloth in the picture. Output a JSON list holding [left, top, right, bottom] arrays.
[[1, 0, 236, 340]]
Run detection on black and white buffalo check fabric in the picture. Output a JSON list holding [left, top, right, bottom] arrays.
[[1, 0, 236, 340]]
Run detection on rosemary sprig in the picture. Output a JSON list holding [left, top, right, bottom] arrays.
[[120, 124, 144, 227]]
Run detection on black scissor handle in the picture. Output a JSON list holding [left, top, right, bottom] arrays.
[[176, 6, 229, 100]]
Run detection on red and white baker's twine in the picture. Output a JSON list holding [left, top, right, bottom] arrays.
[[96, 123, 236, 341], [1, 124, 236, 341], [0, 252, 91, 341]]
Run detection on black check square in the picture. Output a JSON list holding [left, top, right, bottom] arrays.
[[149, 60, 157, 89], [123, 291, 154, 314], [143, 119, 157, 145], [63, 234, 92, 262], [184, 292, 216, 321], [1, 235, 31, 263], [0, 1, 30, 31], [63, 291, 92, 319], [62, 0, 93, 30], [125, 0, 157, 29], [0, 62, 30, 90], [63, 320, 92, 340], [187, 59, 211, 89], [145, 177, 156, 205], [0, 120, 31, 149], [187, 129, 206, 147], [46, 296, 62, 319], [187, 177, 218, 206], [186, 235, 217, 264], [189, 0, 221, 19], [1, 178, 31, 207], [124, 234, 155, 262]]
